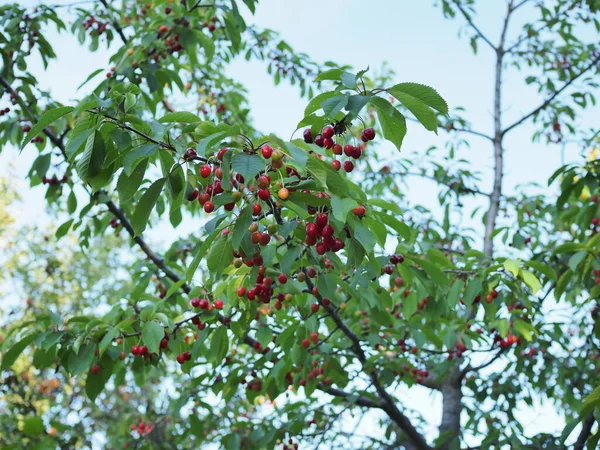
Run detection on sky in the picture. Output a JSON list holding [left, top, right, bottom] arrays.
[[2, 0, 595, 446]]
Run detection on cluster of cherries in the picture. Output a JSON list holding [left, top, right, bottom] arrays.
[[129, 420, 154, 435], [0, 107, 11, 116], [41, 174, 67, 185], [201, 15, 219, 33], [303, 211, 346, 255], [280, 439, 299, 450], [493, 332, 520, 349], [109, 217, 121, 229], [82, 16, 108, 35], [157, 26, 184, 54], [303, 124, 376, 173]]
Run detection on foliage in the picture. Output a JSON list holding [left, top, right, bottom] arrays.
[[1, 1, 600, 449]]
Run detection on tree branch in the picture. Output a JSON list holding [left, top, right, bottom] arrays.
[[321, 386, 381, 409], [483, 0, 513, 257], [452, 0, 496, 51], [573, 413, 595, 450], [99, 0, 128, 44], [502, 54, 600, 135], [302, 270, 432, 450]]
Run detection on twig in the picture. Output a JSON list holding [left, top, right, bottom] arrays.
[[452, 0, 496, 51]]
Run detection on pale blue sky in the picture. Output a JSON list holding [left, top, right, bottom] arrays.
[[3, 0, 593, 444]]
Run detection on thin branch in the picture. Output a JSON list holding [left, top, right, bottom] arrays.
[[452, 0, 496, 51], [573, 413, 595, 450], [302, 270, 432, 450], [0, 76, 66, 157], [99, 0, 128, 44], [502, 54, 600, 135], [460, 348, 504, 377]]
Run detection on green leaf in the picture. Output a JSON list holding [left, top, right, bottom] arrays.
[[503, 259, 520, 277], [21, 106, 74, 149], [331, 196, 358, 222], [186, 230, 220, 282], [447, 279, 464, 308], [463, 278, 482, 306], [580, 385, 600, 417], [142, 321, 164, 354], [23, 416, 44, 437], [391, 90, 438, 132], [340, 71, 357, 89], [158, 111, 201, 123], [77, 68, 103, 90], [314, 69, 343, 82], [554, 242, 587, 254], [85, 356, 113, 401], [256, 326, 273, 348], [55, 219, 74, 240], [131, 178, 167, 235], [207, 237, 233, 277], [209, 326, 228, 364], [304, 91, 337, 116], [98, 327, 118, 355], [77, 131, 106, 181], [232, 206, 252, 250], [231, 153, 265, 181], [68, 344, 95, 376], [370, 97, 407, 150], [524, 260, 557, 282], [388, 83, 448, 114], [568, 251, 588, 271], [321, 95, 349, 118], [123, 143, 157, 176], [518, 269, 542, 294], [555, 269, 573, 301], [348, 217, 377, 253], [1, 334, 36, 369], [117, 160, 147, 203]]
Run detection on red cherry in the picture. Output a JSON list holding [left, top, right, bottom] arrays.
[[199, 298, 209, 309], [237, 287, 247, 297], [131, 346, 140, 355], [252, 204, 262, 215], [159, 25, 167, 33], [333, 144, 342, 155], [306, 222, 319, 238], [315, 213, 328, 228], [314, 134, 324, 147], [344, 145, 354, 157], [302, 339, 310, 348], [343, 161, 354, 172], [320, 225, 334, 237], [310, 332, 318, 342], [198, 192, 210, 205], [303, 129, 313, 143], [204, 201, 215, 213], [353, 205, 366, 217], [315, 243, 326, 255], [261, 145, 273, 159], [191, 297, 201, 307], [322, 138, 334, 149], [322, 126, 334, 139], [91, 364, 101, 374], [187, 189, 199, 202], [257, 175, 270, 189], [362, 127, 375, 141], [278, 274, 288, 284], [332, 160, 341, 171], [214, 299, 224, 310], [258, 189, 270, 201], [200, 165, 212, 178], [310, 303, 319, 313], [217, 148, 227, 160], [176, 354, 186, 364]]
